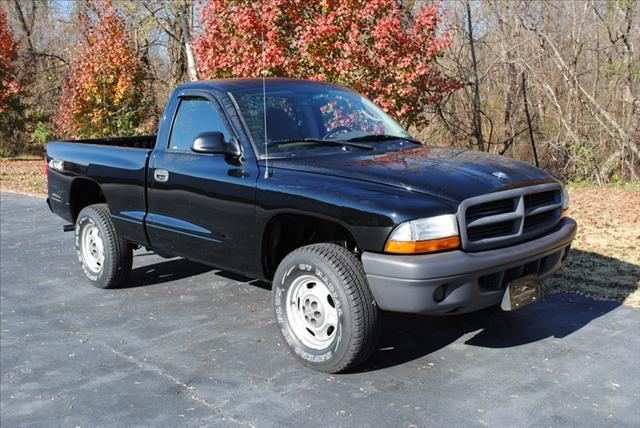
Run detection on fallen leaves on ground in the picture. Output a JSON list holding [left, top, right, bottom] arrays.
[[543, 186, 640, 308], [0, 158, 46, 197]]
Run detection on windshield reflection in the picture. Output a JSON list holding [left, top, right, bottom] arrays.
[[230, 82, 412, 157]]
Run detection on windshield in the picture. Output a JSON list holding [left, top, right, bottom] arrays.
[[229, 82, 412, 157]]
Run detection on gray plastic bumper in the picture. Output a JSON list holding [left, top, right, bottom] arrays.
[[361, 218, 577, 315]]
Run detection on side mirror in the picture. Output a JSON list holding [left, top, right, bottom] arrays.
[[191, 132, 241, 157]]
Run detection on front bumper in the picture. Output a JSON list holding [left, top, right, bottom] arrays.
[[362, 218, 577, 315]]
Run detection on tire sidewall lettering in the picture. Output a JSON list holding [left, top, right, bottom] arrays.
[[274, 259, 344, 364]]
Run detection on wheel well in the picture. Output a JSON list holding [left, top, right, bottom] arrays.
[[262, 214, 357, 279], [69, 178, 106, 221]]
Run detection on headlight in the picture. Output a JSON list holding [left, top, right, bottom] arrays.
[[562, 187, 570, 210], [384, 214, 460, 254]]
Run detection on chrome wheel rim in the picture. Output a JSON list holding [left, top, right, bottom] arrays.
[[286, 274, 339, 350], [81, 223, 105, 273]]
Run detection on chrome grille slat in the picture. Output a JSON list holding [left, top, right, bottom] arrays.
[[467, 211, 522, 227], [458, 183, 562, 251], [526, 202, 562, 216]]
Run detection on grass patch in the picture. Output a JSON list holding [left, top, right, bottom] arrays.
[[567, 180, 640, 192], [544, 187, 640, 307], [543, 250, 639, 306]]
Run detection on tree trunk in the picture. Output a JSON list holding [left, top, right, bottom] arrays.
[[12, 0, 36, 56], [521, 74, 539, 167], [465, 0, 485, 151], [181, 12, 198, 82]]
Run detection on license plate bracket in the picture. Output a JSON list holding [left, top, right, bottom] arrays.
[[501, 274, 540, 311]]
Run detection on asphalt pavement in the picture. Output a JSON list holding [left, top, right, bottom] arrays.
[[1, 191, 639, 427]]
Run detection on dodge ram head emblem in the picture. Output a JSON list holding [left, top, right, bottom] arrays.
[[492, 171, 509, 179]]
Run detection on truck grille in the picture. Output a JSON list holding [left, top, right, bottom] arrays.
[[467, 220, 515, 241], [458, 183, 562, 251], [466, 199, 515, 221]]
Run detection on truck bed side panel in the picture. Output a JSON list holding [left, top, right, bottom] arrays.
[[47, 142, 151, 246]]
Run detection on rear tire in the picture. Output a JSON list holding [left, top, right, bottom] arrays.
[[273, 243, 380, 373], [75, 204, 132, 289]]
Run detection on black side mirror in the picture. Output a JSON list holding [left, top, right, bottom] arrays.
[[191, 132, 241, 157]]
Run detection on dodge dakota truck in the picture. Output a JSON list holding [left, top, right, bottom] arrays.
[[46, 78, 577, 373]]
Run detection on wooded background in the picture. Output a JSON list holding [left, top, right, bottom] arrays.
[[1, 0, 638, 183]]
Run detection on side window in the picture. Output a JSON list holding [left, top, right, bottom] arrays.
[[168, 96, 231, 152]]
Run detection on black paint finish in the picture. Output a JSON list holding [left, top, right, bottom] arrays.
[[146, 149, 259, 273], [46, 78, 560, 280]]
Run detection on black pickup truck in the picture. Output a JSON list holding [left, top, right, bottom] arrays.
[[47, 78, 577, 373]]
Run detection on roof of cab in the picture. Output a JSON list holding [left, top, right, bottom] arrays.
[[175, 77, 347, 93]]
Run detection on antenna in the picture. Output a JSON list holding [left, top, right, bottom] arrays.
[[263, 74, 269, 178], [261, 26, 269, 179]]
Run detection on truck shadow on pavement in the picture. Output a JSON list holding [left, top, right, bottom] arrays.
[[120, 250, 629, 373], [360, 293, 620, 372], [124, 257, 215, 288], [123, 254, 271, 290]]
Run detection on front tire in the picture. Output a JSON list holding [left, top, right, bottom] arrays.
[[273, 243, 380, 373], [75, 204, 132, 289]]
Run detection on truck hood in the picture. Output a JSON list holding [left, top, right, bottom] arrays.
[[268, 145, 558, 202]]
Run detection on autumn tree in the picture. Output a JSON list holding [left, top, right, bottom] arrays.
[[2, 0, 635, 182], [0, 6, 20, 114], [0, 6, 24, 155], [193, 0, 460, 129], [56, 2, 156, 138]]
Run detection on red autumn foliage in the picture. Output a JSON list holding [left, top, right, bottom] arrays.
[[193, 0, 461, 128], [55, 2, 154, 138], [0, 7, 20, 113]]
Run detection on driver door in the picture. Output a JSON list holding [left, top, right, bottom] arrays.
[[146, 92, 258, 273]]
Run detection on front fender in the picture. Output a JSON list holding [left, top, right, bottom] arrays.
[[255, 168, 458, 252]]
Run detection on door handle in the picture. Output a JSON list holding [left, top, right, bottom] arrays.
[[154, 169, 169, 182]]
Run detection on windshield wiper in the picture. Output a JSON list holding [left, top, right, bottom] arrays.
[[345, 134, 421, 144], [269, 138, 374, 150]]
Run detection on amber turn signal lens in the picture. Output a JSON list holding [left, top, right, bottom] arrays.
[[384, 236, 460, 254], [561, 208, 570, 219]]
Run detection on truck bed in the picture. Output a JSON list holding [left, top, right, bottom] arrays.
[[56, 135, 157, 150], [46, 139, 154, 246]]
